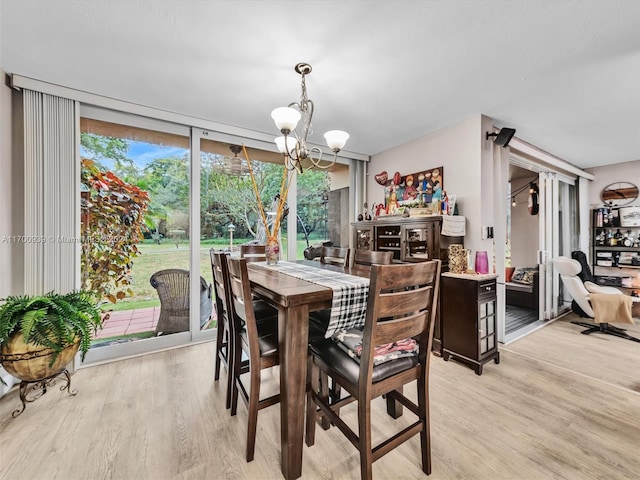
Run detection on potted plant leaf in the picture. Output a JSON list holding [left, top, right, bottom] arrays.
[[0, 290, 104, 389]]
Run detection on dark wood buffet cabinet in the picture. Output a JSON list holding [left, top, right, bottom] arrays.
[[351, 216, 463, 354], [441, 272, 500, 375]]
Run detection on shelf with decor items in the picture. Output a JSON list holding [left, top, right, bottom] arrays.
[[351, 216, 464, 355], [351, 217, 463, 265], [591, 207, 640, 292]]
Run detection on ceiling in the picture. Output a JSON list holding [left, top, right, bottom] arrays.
[[1, 1, 639, 169]]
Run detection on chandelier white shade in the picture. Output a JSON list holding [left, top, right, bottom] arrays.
[[271, 63, 349, 172], [324, 130, 350, 151], [271, 107, 301, 133], [274, 135, 298, 154]]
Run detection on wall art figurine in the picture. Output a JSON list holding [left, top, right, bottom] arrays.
[[382, 166, 444, 211]]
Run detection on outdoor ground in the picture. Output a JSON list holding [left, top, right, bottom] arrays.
[[108, 236, 321, 311]]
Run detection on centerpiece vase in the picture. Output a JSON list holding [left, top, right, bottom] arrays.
[[265, 236, 280, 265]]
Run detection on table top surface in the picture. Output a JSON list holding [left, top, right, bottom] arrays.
[[442, 272, 499, 281], [247, 260, 371, 308]]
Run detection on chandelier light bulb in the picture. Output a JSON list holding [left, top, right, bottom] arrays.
[[271, 107, 301, 133], [274, 136, 298, 155], [324, 130, 349, 152]]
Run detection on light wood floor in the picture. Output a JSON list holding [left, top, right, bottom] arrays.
[[1, 314, 639, 480]]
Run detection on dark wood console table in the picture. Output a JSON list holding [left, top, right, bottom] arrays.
[[441, 272, 500, 375]]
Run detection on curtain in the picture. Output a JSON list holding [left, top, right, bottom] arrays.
[[23, 90, 79, 294]]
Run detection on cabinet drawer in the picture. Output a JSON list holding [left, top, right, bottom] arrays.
[[478, 281, 496, 298]]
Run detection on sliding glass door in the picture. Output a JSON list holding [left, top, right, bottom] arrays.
[[538, 172, 578, 320], [81, 109, 195, 363]]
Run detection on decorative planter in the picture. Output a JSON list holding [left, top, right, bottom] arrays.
[[1, 333, 79, 382], [0, 333, 80, 417]]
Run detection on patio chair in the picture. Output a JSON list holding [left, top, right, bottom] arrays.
[[150, 269, 212, 335]]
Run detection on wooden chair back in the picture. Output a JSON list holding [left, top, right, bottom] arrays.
[[320, 246, 351, 267], [352, 249, 394, 267], [361, 260, 441, 382], [240, 244, 266, 262]]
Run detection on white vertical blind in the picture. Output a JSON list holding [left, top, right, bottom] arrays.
[[23, 90, 79, 294]]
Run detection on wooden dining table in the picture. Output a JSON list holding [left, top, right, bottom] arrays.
[[246, 260, 371, 480]]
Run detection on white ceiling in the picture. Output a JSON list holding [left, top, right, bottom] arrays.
[[1, 0, 639, 169]]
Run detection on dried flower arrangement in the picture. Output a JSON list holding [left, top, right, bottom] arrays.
[[243, 145, 294, 263]]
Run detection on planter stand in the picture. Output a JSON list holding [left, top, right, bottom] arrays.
[[11, 368, 77, 417], [1, 334, 81, 418]]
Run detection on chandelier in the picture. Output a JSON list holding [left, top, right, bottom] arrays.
[[271, 63, 349, 174], [212, 144, 250, 176]]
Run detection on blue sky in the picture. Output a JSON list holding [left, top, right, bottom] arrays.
[[126, 142, 187, 168], [81, 140, 188, 170]]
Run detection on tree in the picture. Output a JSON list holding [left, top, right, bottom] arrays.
[[80, 132, 138, 182], [81, 159, 150, 303]]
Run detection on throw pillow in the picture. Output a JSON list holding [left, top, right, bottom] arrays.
[[511, 267, 536, 285], [505, 267, 515, 282], [332, 328, 418, 366]]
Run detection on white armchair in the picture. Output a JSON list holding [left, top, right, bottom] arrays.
[[552, 256, 639, 343]]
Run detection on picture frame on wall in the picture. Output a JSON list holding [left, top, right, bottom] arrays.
[[383, 166, 444, 210]]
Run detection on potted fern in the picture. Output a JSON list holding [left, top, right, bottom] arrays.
[[0, 290, 104, 387]]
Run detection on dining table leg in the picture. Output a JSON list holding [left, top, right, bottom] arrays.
[[278, 303, 309, 480]]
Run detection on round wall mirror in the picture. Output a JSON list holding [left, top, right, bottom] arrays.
[[601, 182, 639, 207]]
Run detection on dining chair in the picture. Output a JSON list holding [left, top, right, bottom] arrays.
[[305, 260, 442, 480], [210, 251, 234, 409], [319, 246, 351, 267], [226, 257, 281, 462], [310, 247, 394, 423], [240, 244, 266, 262], [239, 244, 279, 317], [310, 248, 392, 342], [352, 249, 394, 267]]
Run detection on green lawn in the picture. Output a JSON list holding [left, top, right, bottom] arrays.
[[106, 235, 324, 310]]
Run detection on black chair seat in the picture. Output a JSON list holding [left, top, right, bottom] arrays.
[[241, 318, 278, 356], [253, 298, 278, 320], [309, 338, 418, 384], [308, 311, 330, 343]]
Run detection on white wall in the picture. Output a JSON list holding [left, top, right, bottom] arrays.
[[584, 160, 640, 208], [367, 115, 485, 255], [0, 68, 16, 298], [0, 67, 20, 394], [510, 202, 539, 267]]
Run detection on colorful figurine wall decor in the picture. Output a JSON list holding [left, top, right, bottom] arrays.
[[380, 166, 444, 214]]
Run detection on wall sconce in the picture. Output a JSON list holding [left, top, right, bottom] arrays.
[[486, 127, 516, 147]]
